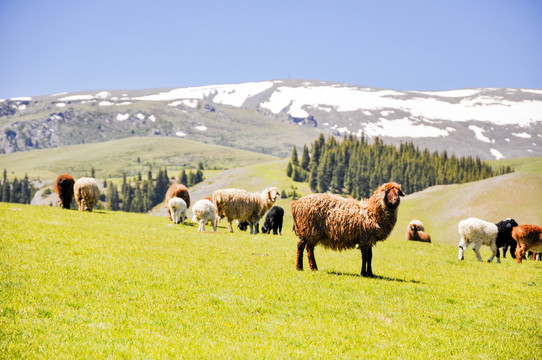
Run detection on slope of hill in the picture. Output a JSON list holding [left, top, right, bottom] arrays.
[[2, 79, 541, 159], [0, 136, 279, 180], [392, 172, 542, 246]]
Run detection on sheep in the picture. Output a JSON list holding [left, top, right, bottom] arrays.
[[512, 225, 542, 263], [192, 198, 217, 232], [291, 182, 405, 277], [238, 221, 249, 231], [213, 187, 279, 234], [55, 174, 75, 209], [165, 184, 191, 221], [495, 218, 518, 259], [405, 220, 431, 242], [74, 177, 100, 212], [168, 197, 187, 224], [261, 206, 284, 235]]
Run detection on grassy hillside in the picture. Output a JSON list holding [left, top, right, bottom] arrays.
[[1, 203, 541, 359], [0, 136, 279, 180], [393, 172, 542, 246], [490, 156, 542, 176]]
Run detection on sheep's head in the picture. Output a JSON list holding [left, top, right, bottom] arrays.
[[263, 187, 279, 205], [496, 218, 519, 247], [408, 223, 418, 234], [378, 182, 405, 209]]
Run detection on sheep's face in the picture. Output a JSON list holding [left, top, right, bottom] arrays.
[[409, 223, 418, 234], [265, 187, 279, 203], [382, 183, 405, 209]]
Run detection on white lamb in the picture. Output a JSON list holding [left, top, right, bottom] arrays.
[[458, 217, 499, 263], [168, 197, 187, 224], [192, 198, 217, 232]]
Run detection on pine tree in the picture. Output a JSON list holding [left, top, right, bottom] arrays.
[[290, 146, 299, 166], [286, 162, 293, 177], [180, 169, 188, 185], [300, 144, 310, 170], [107, 182, 120, 211]]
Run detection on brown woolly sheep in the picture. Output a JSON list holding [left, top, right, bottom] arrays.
[[512, 224, 542, 263], [74, 177, 100, 212], [164, 184, 191, 221], [291, 182, 405, 277], [55, 174, 75, 209], [213, 187, 279, 234], [406, 221, 431, 243]]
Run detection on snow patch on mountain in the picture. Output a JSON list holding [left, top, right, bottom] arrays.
[[469, 125, 492, 143], [490, 148, 504, 160], [512, 132, 531, 138], [134, 81, 274, 107], [363, 118, 450, 138]]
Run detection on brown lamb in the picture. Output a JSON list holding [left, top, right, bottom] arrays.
[[512, 224, 542, 263], [406, 222, 431, 243], [291, 182, 405, 277], [55, 174, 75, 209], [165, 184, 191, 221]]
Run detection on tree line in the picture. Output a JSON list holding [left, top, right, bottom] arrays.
[[0, 169, 36, 204], [286, 134, 513, 199], [106, 163, 205, 213]]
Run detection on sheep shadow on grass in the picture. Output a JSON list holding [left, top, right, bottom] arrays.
[[325, 270, 423, 284]]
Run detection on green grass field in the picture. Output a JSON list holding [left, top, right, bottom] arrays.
[[0, 137, 279, 180], [1, 202, 541, 359]]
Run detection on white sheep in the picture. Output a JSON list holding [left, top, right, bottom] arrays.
[[213, 187, 279, 234], [192, 198, 217, 232], [74, 177, 100, 212], [458, 217, 499, 263], [168, 197, 187, 224]]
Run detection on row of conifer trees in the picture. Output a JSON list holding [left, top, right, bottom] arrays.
[[286, 134, 513, 199], [0, 169, 35, 204]]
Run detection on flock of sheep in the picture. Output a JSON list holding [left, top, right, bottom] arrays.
[[54, 173, 542, 277]]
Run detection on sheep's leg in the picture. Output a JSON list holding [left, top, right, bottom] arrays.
[[226, 218, 234, 233], [488, 245, 500, 263], [306, 243, 318, 271], [198, 220, 205, 232], [296, 239, 307, 270], [515, 244, 526, 263], [211, 218, 217, 232], [473, 246, 483, 262], [361, 245, 373, 277]]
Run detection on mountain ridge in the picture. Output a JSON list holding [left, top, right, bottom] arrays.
[[2, 79, 541, 159]]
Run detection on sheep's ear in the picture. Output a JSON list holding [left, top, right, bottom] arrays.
[[398, 188, 405, 197]]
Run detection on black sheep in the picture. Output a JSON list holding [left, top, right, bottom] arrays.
[[495, 218, 518, 260], [261, 206, 284, 235], [238, 220, 258, 233]]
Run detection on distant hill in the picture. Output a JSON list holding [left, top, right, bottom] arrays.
[[2, 79, 541, 159]]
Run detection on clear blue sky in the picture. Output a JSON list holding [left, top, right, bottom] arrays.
[[1, 0, 541, 98]]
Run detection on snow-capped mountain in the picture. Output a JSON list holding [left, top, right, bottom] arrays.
[[1, 79, 541, 159]]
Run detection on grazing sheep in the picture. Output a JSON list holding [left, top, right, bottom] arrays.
[[512, 225, 542, 263], [238, 221, 249, 231], [458, 217, 500, 262], [74, 177, 100, 212], [213, 187, 279, 234], [291, 182, 405, 277], [261, 206, 284, 235], [495, 218, 518, 259], [165, 184, 190, 221], [405, 220, 430, 242], [55, 174, 75, 209], [168, 197, 187, 224], [192, 198, 217, 232]]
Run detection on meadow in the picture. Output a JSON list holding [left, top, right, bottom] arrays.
[[1, 200, 541, 359], [1, 142, 542, 358]]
